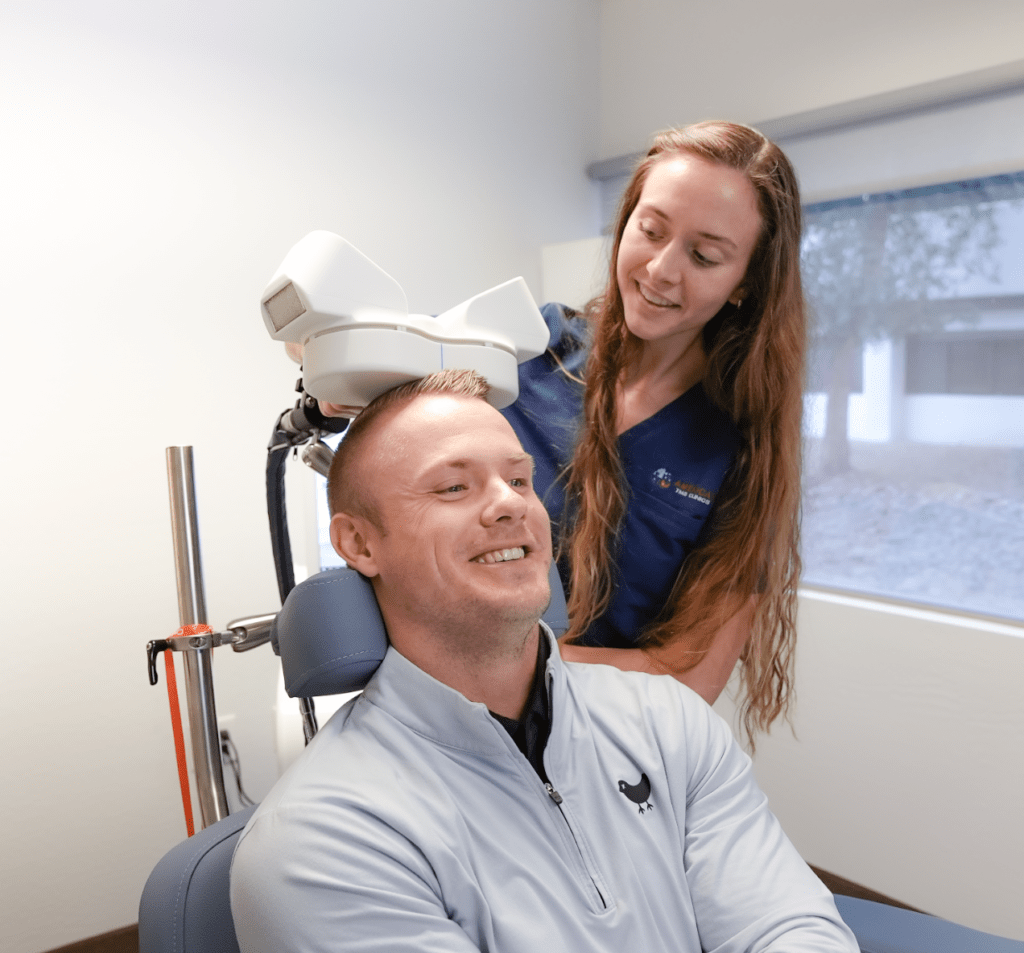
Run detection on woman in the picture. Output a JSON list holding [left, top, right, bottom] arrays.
[[503, 121, 805, 741], [306, 121, 804, 739]]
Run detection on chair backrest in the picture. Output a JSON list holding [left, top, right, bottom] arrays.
[[138, 806, 256, 953], [272, 561, 569, 698]]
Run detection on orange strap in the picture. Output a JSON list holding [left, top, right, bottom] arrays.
[[165, 624, 213, 837]]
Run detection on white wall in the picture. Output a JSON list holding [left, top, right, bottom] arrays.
[[714, 592, 1024, 941], [0, 4, 599, 952], [541, 235, 610, 310], [598, 0, 1024, 158]]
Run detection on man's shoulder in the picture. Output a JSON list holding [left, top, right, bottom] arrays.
[[564, 653, 707, 706], [234, 694, 446, 857], [248, 698, 385, 809], [560, 658, 733, 760]]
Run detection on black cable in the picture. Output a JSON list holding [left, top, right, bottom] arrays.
[[220, 730, 255, 808], [266, 431, 295, 604], [266, 384, 349, 605]]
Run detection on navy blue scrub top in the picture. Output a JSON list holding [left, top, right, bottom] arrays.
[[502, 303, 741, 649]]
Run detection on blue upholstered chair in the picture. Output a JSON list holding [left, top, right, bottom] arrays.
[[139, 805, 256, 953], [138, 566, 1022, 953], [833, 895, 1022, 953], [138, 564, 566, 953]]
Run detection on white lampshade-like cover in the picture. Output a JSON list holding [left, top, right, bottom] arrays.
[[261, 231, 549, 409]]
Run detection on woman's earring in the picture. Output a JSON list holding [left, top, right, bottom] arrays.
[[732, 298, 744, 310]]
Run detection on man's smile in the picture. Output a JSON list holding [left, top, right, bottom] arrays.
[[472, 545, 528, 565]]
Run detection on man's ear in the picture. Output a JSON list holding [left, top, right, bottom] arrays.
[[330, 512, 381, 578]]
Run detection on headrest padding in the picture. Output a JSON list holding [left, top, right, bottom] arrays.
[[273, 568, 388, 697]]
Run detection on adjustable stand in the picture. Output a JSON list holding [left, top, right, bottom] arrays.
[[147, 447, 276, 830], [148, 437, 325, 830]]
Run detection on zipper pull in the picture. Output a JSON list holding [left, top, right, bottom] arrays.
[[545, 783, 563, 805]]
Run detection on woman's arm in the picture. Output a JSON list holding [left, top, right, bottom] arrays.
[[558, 598, 754, 706]]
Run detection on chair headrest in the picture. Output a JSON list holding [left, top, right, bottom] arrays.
[[273, 563, 568, 698], [272, 568, 387, 697]]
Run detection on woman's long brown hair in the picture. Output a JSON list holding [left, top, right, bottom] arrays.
[[561, 122, 805, 744]]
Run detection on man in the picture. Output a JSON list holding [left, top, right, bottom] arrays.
[[231, 369, 856, 952]]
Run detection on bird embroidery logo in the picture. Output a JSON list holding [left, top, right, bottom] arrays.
[[617, 772, 653, 814]]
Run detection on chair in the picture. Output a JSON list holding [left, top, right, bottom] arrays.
[[140, 567, 1022, 953], [138, 805, 255, 953], [138, 564, 568, 953], [833, 895, 1023, 953]]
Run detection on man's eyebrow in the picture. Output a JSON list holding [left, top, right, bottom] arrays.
[[638, 204, 738, 250], [421, 453, 535, 474]]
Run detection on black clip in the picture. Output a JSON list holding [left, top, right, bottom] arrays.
[[147, 639, 170, 686]]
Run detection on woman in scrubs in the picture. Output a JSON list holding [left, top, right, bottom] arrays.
[[310, 120, 805, 741], [503, 121, 805, 741]]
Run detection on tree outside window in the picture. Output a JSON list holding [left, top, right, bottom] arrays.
[[800, 172, 1024, 622]]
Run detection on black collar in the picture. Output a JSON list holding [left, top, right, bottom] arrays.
[[490, 632, 551, 783]]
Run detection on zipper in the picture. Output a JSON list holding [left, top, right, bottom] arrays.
[[544, 783, 607, 909]]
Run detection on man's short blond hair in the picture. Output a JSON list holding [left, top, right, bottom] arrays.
[[327, 369, 491, 530]]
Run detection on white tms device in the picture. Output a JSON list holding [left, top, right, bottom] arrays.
[[260, 231, 549, 409]]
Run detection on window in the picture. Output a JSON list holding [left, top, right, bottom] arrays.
[[800, 171, 1024, 622], [906, 327, 1024, 396], [806, 339, 864, 394]]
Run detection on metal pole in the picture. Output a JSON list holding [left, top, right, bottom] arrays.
[[299, 697, 319, 744], [166, 446, 230, 828]]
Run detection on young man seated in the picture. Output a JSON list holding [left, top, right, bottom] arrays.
[[230, 369, 856, 953]]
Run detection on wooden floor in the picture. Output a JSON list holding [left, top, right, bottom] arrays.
[[45, 925, 139, 953], [44, 867, 921, 953]]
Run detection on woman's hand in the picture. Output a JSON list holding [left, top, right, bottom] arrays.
[[557, 598, 754, 706]]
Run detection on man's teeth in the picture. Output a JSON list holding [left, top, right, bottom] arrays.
[[473, 547, 526, 565]]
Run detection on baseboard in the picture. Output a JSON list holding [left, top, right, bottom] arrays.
[[811, 865, 926, 913], [42, 925, 138, 953]]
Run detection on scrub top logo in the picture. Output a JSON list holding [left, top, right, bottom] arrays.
[[652, 469, 713, 506]]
